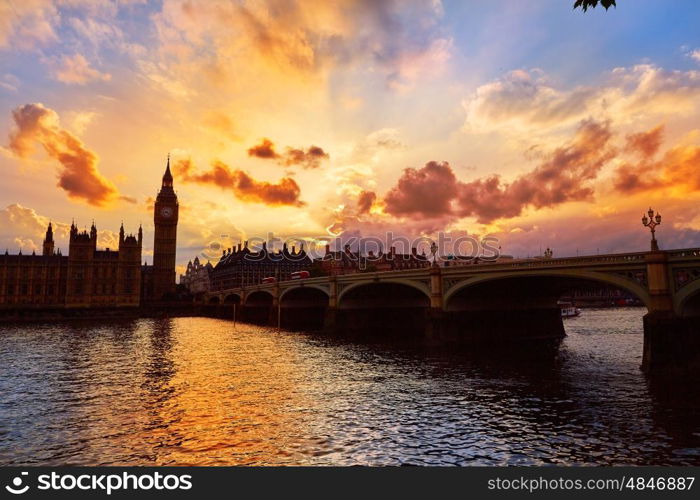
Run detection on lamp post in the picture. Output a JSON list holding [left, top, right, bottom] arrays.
[[430, 241, 438, 266], [642, 207, 662, 252]]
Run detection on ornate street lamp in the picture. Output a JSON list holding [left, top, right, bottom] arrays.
[[430, 241, 438, 266], [642, 207, 662, 251]]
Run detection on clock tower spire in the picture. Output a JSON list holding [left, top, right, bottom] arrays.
[[151, 155, 179, 300]]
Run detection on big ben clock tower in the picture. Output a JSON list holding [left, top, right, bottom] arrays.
[[152, 155, 178, 300]]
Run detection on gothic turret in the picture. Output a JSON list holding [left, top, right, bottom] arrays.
[[90, 221, 97, 250], [43, 222, 55, 256], [162, 154, 173, 188]]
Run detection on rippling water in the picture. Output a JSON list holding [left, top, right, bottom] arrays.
[[1, 308, 699, 466]]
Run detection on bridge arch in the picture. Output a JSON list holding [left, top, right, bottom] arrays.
[[674, 280, 700, 316], [337, 278, 431, 303], [223, 293, 242, 304], [245, 289, 275, 303], [279, 286, 330, 330], [441, 270, 650, 343], [335, 280, 431, 336], [242, 290, 275, 324], [207, 296, 221, 305], [279, 284, 330, 301], [444, 270, 651, 310]]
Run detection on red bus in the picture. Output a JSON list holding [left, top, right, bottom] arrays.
[[261, 277, 277, 284], [290, 271, 310, 280]]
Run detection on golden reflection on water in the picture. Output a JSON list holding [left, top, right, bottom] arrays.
[[73, 318, 316, 465]]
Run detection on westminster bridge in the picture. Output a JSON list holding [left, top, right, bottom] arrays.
[[204, 248, 700, 373]]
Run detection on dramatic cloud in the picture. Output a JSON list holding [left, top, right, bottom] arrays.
[[175, 158, 304, 207], [457, 120, 614, 222], [624, 125, 664, 158], [247, 138, 278, 159], [357, 190, 377, 214], [384, 161, 459, 219], [8, 103, 120, 206], [247, 138, 329, 168], [48, 53, 111, 85], [614, 130, 700, 195], [383, 120, 614, 224]]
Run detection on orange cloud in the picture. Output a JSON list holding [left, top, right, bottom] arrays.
[[357, 190, 377, 214], [247, 138, 278, 159], [625, 125, 664, 159], [247, 137, 329, 168], [615, 136, 700, 195], [8, 103, 120, 206], [457, 120, 614, 222], [175, 158, 304, 207]]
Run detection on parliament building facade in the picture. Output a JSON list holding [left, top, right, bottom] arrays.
[[0, 159, 178, 311]]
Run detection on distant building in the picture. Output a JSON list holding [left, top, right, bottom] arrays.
[[315, 245, 430, 276], [180, 257, 214, 296], [0, 221, 142, 309], [211, 242, 312, 291]]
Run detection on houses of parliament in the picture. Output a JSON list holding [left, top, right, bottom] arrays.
[[0, 160, 178, 311]]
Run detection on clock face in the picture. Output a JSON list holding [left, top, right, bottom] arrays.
[[160, 207, 173, 218]]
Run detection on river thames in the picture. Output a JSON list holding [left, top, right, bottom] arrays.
[[1, 308, 699, 466]]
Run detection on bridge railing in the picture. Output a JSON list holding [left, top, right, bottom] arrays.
[[441, 252, 649, 273], [210, 248, 700, 295], [667, 248, 700, 259]]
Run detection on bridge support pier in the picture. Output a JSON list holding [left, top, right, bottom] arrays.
[[425, 307, 445, 344], [269, 297, 280, 328], [642, 251, 700, 373], [323, 306, 337, 331], [643, 313, 700, 374], [442, 308, 565, 344]]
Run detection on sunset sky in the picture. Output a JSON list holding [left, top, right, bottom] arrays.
[[2, 0, 700, 275]]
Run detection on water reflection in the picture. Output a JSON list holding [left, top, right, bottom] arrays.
[[0, 309, 699, 465]]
